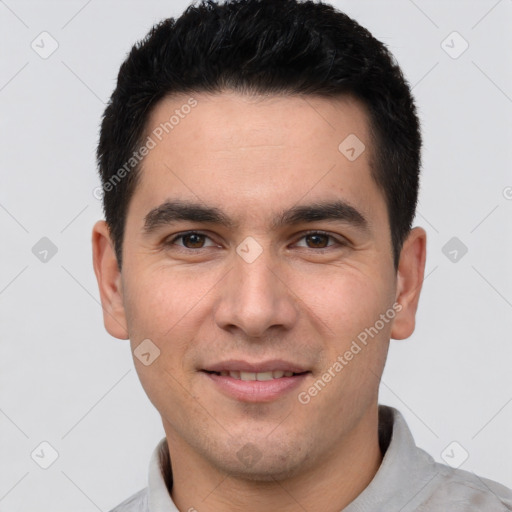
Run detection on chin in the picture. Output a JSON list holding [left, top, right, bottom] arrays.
[[211, 442, 310, 483], [225, 460, 305, 483]]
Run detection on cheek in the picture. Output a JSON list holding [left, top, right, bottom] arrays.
[[122, 263, 211, 339], [297, 272, 393, 415], [121, 267, 201, 413], [122, 264, 221, 394], [297, 267, 393, 342]]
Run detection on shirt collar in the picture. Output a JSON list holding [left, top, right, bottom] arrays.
[[147, 438, 178, 511], [146, 405, 437, 512], [344, 405, 438, 511]]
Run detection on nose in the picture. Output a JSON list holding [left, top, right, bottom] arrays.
[[213, 243, 299, 339]]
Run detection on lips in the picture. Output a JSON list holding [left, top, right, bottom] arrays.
[[201, 359, 310, 402]]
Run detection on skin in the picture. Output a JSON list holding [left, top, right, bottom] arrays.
[[92, 91, 426, 512]]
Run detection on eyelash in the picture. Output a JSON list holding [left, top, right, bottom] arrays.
[[164, 230, 347, 252]]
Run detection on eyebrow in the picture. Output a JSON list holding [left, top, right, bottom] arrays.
[[142, 198, 369, 235]]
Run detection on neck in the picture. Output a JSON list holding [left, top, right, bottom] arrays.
[[162, 404, 383, 512]]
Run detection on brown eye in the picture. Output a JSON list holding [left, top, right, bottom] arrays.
[[180, 233, 206, 248], [166, 231, 217, 249], [305, 233, 330, 248], [295, 231, 343, 249]]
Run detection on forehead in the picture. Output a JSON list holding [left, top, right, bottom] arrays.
[[144, 91, 371, 156], [131, 91, 383, 226]]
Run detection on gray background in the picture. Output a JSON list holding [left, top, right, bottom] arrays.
[[1, 0, 511, 510]]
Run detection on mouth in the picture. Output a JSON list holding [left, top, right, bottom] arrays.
[[203, 370, 308, 381], [200, 361, 311, 402]]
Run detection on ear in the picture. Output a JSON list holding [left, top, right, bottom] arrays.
[[391, 227, 427, 340], [92, 220, 129, 339]]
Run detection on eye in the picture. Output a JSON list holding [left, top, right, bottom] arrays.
[[294, 231, 345, 249], [164, 230, 347, 252], [165, 231, 218, 249]]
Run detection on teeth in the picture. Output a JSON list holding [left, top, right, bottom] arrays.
[[219, 370, 297, 380], [256, 371, 274, 381]]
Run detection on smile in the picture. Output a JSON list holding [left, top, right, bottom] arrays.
[[205, 370, 306, 380], [201, 368, 310, 402]]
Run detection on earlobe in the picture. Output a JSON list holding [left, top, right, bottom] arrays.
[[91, 220, 129, 340], [390, 227, 427, 340]]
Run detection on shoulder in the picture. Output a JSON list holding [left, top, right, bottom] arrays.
[[108, 487, 149, 512], [378, 405, 512, 511], [418, 461, 512, 511]]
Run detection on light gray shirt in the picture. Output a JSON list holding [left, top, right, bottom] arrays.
[[109, 405, 512, 511]]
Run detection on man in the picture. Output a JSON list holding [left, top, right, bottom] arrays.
[[92, 0, 512, 510]]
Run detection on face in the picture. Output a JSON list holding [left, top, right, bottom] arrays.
[[93, 91, 425, 482]]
